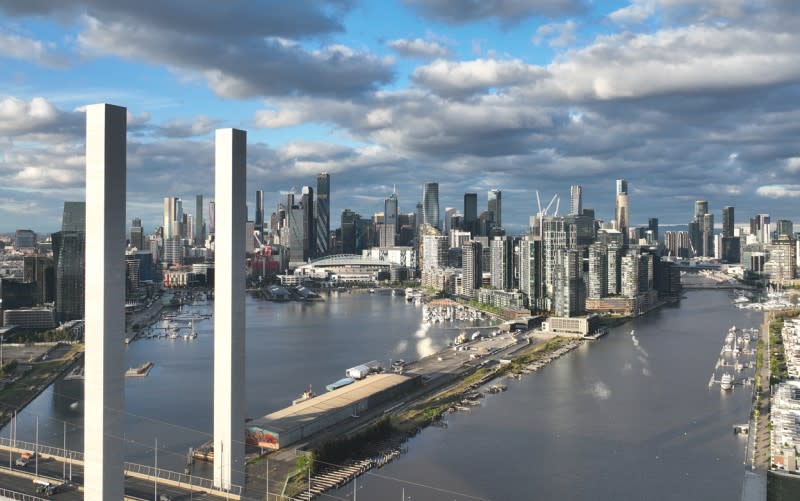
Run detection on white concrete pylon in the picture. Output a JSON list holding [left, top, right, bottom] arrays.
[[84, 103, 127, 500], [214, 128, 247, 489]]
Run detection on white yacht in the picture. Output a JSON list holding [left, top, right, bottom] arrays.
[[720, 373, 734, 391]]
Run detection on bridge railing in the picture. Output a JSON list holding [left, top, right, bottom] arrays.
[[124, 462, 243, 496], [0, 487, 48, 501], [0, 436, 242, 497], [0, 436, 85, 463]]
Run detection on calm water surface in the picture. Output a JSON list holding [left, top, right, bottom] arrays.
[[330, 289, 759, 500], [1, 291, 484, 469], [2, 290, 758, 500]]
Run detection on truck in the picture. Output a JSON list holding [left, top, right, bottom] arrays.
[[345, 365, 370, 380], [15, 451, 34, 467], [33, 479, 58, 495], [345, 360, 383, 380]]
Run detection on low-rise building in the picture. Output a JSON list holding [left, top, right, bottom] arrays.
[[2, 307, 56, 330]]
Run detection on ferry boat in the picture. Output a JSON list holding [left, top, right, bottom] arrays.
[[720, 373, 734, 391]]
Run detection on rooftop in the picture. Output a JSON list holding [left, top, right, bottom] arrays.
[[249, 373, 411, 434]]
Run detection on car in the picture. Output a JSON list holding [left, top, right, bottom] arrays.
[[159, 494, 173, 501], [33, 480, 58, 495]]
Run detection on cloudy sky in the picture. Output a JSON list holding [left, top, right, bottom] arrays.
[[1, 0, 799, 234]]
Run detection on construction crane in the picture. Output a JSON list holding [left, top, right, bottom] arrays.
[[532, 191, 560, 237]]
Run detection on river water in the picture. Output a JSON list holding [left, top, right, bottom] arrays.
[[0, 291, 488, 469], [330, 289, 760, 500], [1, 289, 758, 500]]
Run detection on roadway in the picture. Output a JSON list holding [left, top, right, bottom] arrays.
[[0, 448, 224, 500]]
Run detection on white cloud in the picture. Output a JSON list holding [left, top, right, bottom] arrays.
[[0, 96, 63, 133], [757, 185, 800, 198], [785, 157, 800, 173], [533, 25, 800, 100], [609, 0, 656, 24], [412, 58, 546, 96], [0, 31, 68, 67], [388, 38, 453, 59], [532, 20, 579, 47]]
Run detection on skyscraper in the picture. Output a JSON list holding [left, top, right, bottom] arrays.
[[588, 243, 608, 299], [130, 217, 144, 251], [162, 197, 184, 239], [776, 219, 793, 238], [422, 182, 440, 230], [648, 218, 658, 244], [208, 201, 216, 235], [703, 213, 714, 257], [488, 189, 502, 228], [554, 248, 585, 317], [569, 185, 583, 216], [464, 193, 477, 234], [462, 240, 482, 299], [615, 179, 629, 244], [301, 186, 314, 260], [694, 200, 708, 221], [316, 172, 330, 256], [490, 236, 513, 290], [254, 190, 264, 239], [55, 201, 86, 322], [444, 207, 456, 235], [722, 206, 734, 238], [195, 194, 204, 245], [415, 202, 423, 236], [381, 188, 398, 247]]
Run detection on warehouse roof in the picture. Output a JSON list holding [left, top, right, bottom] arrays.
[[249, 373, 412, 433]]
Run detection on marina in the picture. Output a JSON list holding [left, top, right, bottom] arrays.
[[708, 326, 758, 391]]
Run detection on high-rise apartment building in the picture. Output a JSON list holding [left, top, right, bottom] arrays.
[[208, 201, 216, 235], [490, 236, 513, 290], [588, 243, 608, 299], [607, 243, 622, 295], [488, 189, 502, 228], [703, 213, 714, 257], [13, 229, 36, 250], [195, 194, 204, 245], [776, 219, 793, 238], [694, 200, 708, 222], [648, 218, 658, 244], [722, 206, 734, 238], [254, 190, 264, 238], [519, 237, 545, 310], [316, 173, 330, 257], [464, 193, 477, 234], [301, 186, 314, 260], [422, 235, 448, 270], [615, 179, 629, 244], [554, 248, 585, 317], [569, 185, 582, 216], [444, 207, 457, 235], [422, 182, 440, 230], [162, 197, 183, 239], [55, 201, 86, 322], [382, 188, 399, 247], [23, 255, 54, 304], [462, 240, 482, 299], [130, 217, 144, 251]]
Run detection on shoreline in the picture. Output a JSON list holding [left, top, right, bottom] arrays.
[[0, 344, 84, 430], [277, 336, 582, 500]]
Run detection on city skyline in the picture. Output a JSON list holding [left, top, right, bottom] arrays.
[[2, 1, 800, 231]]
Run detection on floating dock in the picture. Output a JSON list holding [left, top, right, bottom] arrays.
[[125, 361, 153, 377]]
